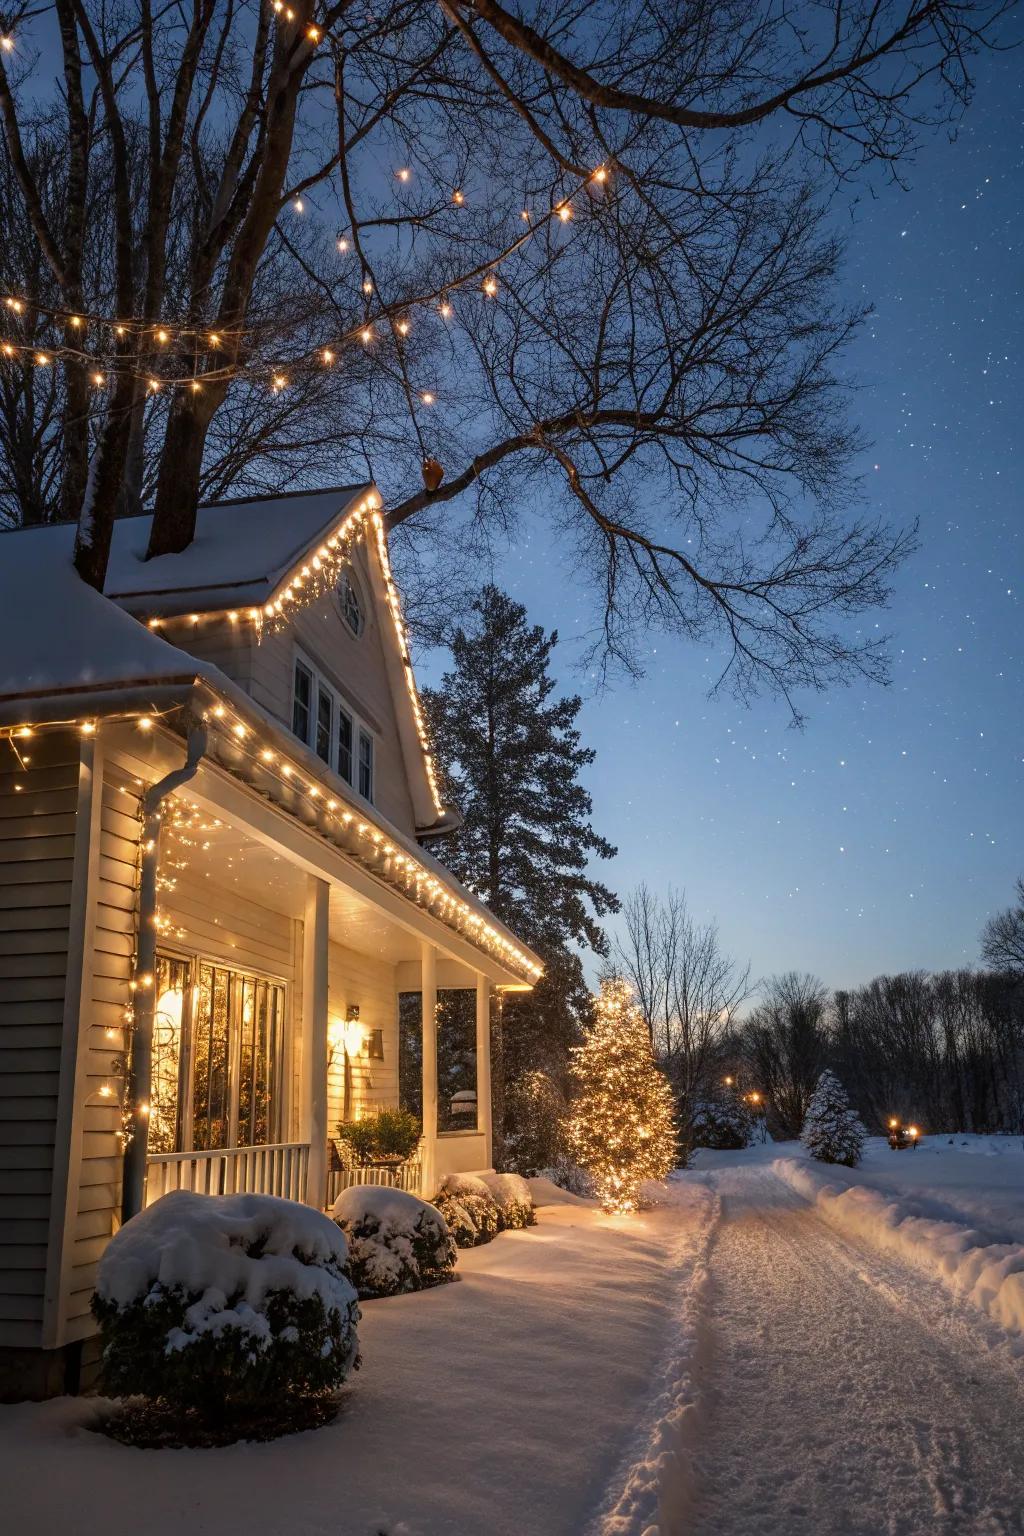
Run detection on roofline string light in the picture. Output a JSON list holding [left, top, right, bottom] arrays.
[[144, 493, 446, 821], [0, 710, 542, 981]]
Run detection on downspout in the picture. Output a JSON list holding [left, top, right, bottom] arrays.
[[121, 720, 209, 1223]]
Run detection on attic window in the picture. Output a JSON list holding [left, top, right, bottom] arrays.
[[338, 568, 364, 636]]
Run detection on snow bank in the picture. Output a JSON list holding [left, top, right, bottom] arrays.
[[97, 1190, 354, 1317], [774, 1156, 1024, 1336]]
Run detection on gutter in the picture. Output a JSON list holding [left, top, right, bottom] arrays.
[[120, 719, 209, 1223]]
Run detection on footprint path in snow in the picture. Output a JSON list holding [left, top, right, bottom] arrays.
[[690, 1165, 1024, 1536]]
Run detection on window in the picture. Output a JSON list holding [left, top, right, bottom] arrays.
[[338, 569, 364, 635], [290, 647, 376, 802], [292, 660, 312, 742], [337, 707, 353, 784], [149, 952, 287, 1155], [358, 729, 374, 802], [316, 685, 333, 763]]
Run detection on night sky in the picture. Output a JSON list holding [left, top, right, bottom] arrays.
[[422, 50, 1023, 995]]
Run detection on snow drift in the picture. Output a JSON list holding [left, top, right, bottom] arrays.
[[774, 1155, 1024, 1336]]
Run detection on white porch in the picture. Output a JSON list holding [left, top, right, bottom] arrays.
[[134, 764, 517, 1212]]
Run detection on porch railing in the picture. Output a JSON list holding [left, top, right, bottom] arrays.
[[146, 1142, 311, 1205], [325, 1148, 423, 1207]]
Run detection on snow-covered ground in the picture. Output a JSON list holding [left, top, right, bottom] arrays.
[[0, 1179, 715, 1536], [4, 1141, 1022, 1536]]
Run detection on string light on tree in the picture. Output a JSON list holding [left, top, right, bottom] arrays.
[[565, 978, 676, 1212]]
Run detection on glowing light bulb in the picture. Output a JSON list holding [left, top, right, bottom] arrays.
[[91, 371, 106, 387], [272, 373, 287, 391], [482, 277, 498, 296], [361, 327, 372, 344], [439, 301, 452, 318], [452, 189, 464, 205], [35, 352, 50, 366], [420, 391, 434, 405], [557, 203, 571, 221], [362, 278, 373, 294], [156, 328, 169, 342], [293, 198, 304, 213], [337, 237, 349, 252], [396, 319, 409, 335], [593, 165, 607, 182], [396, 168, 410, 182], [322, 348, 335, 363], [209, 332, 220, 347]]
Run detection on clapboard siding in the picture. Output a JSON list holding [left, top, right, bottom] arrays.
[[327, 942, 399, 1136], [0, 731, 78, 1347], [163, 870, 297, 982], [60, 766, 140, 1339]]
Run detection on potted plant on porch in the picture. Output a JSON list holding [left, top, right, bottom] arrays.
[[336, 1107, 422, 1170]]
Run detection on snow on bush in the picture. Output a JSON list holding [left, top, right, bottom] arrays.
[[542, 1156, 596, 1199], [775, 1157, 1024, 1337], [92, 1191, 360, 1420], [332, 1185, 457, 1298], [800, 1071, 867, 1167], [479, 1172, 536, 1229], [689, 1094, 752, 1152], [431, 1173, 501, 1245]]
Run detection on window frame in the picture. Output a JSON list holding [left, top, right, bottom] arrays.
[[151, 947, 290, 1155], [337, 566, 365, 636], [291, 646, 376, 804]]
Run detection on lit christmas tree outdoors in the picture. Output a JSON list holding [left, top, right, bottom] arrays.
[[565, 979, 677, 1212]]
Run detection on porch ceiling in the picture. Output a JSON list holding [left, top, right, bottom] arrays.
[[169, 791, 439, 965]]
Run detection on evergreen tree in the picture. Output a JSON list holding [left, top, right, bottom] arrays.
[[801, 1071, 867, 1167], [423, 588, 618, 1161], [565, 979, 677, 1211]]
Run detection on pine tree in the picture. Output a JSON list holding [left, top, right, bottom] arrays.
[[423, 588, 618, 1162], [801, 1070, 867, 1167], [565, 979, 677, 1211]]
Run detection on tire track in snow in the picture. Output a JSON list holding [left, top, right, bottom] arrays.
[[690, 1166, 1024, 1536]]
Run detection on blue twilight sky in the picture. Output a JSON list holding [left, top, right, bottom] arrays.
[[419, 49, 1023, 996]]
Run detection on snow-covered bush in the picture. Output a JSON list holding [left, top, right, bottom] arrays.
[[479, 1171, 536, 1229], [431, 1173, 501, 1245], [688, 1094, 752, 1151], [91, 1192, 360, 1429], [801, 1071, 867, 1167], [332, 1186, 456, 1298]]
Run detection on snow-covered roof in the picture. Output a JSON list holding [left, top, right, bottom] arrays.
[[0, 522, 204, 702], [104, 485, 372, 617]]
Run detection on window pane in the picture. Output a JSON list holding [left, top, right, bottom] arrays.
[[293, 662, 312, 743], [192, 963, 231, 1150], [337, 709, 353, 783], [358, 730, 373, 801], [150, 955, 188, 1153], [235, 975, 284, 1147], [437, 990, 478, 1132], [316, 686, 333, 763]]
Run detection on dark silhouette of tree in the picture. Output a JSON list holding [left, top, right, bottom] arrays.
[[0, 2, 1011, 705], [981, 877, 1024, 977]]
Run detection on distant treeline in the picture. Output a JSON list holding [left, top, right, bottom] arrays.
[[731, 970, 1024, 1141]]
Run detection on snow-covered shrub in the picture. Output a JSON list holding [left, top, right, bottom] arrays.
[[801, 1071, 867, 1167], [479, 1171, 536, 1229], [431, 1173, 501, 1245], [688, 1094, 752, 1151], [91, 1192, 360, 1428], [332, 1186, 456, 1298], [430, 1190, 478, 1248]]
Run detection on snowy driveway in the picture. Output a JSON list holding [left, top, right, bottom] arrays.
[[690, 1161, 1024, 1536], [3, 1158, 1022, 1536]]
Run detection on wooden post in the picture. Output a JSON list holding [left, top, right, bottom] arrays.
[[301, 875, 330, 1207], [476, 973, 493, 1169], [420, 941, 437, 1196]]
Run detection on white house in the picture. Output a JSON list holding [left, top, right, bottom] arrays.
[[0, 487, 541, 1398]]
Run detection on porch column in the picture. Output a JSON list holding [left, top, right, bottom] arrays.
[[420, 941, 438, 1196], [301, 875, 330, 1207], [476, 973, 493, 1168]]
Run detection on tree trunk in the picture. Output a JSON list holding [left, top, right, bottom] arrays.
[[146, 387, 223, 556], [60, 354, 91, 524], [72, 373, 136, 590]]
